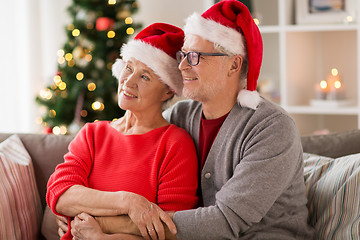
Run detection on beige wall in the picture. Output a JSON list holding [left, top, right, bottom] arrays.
[[133, 0, 212, 29]]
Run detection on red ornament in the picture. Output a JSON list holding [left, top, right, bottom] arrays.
[[96, 17, 115, 31], [44, 126, 53, 134]]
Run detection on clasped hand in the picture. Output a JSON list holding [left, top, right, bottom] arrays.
[[126, 192, 177, 240], [56, 191, 177, 240]]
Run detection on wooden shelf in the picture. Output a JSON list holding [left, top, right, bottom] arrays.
[[255, 0, 360, 135]]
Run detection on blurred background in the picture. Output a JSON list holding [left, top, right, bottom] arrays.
[[0, 0, 212, 134]]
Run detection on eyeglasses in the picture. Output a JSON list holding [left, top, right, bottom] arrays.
[[176, 51, 228, 66]]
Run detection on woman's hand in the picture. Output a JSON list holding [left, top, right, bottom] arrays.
[[56, 215, 68, 237], [71, 213, 105, 240], [124, 192, 177, 240]]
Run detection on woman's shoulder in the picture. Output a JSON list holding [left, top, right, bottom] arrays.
[[164, 124, 194, 143], [79, 120, 112, 134]]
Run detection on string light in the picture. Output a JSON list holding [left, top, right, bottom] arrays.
[[53, 75, 61, 84], [68, 59, 75, 67], [125, 17, 133, 24], [49, 109, 56, 118], [40, 89, 53, 100], [60, 126, 68, 135], [72, 29, 80, 37], [65, 53, 73, 61], [57, 49, 65, 57], [61, 91, 68, 98], [59, 82, 67, 90], [107, 31, 115, 38], [87, 23, 94, 29], [92, 101, 101, 110], [108, 0, 116, 4], [80, 110, 88, 117], [67, 24, 75, 31], [58, 57, 65, 64], [92, 101, 104, 111], [126, 27, 134, 35], [85, 54, 92, 62], [88, 82, 96, 91], [52, 126, 61, 135], [76, 72, 84, 80]]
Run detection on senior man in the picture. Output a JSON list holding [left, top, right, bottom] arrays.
[[63, 1, 315, 239]]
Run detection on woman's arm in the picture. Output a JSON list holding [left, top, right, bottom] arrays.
[[56, 185, 176, 240], [55, 185, 126, 217], [96, 212, 178, 240], [71, 213, 143, 240]]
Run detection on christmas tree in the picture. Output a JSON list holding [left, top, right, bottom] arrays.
[[36, 0, 141, 134]]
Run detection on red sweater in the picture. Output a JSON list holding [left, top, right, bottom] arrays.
[[47, 121, 198, 239]]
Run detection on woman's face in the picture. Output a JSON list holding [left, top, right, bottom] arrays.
[[117, 58, 172, 113]]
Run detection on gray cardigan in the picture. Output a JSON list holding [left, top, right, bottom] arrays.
[[163, 99, 315, 240]]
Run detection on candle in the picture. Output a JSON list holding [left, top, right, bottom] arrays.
[[315, 80, 328, 100], [326, 68, 345, 100]]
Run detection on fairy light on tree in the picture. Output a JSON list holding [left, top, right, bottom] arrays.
[[36, 0, 141, 134]]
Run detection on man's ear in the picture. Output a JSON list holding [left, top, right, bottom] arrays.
[[228, 55, 243, 76]]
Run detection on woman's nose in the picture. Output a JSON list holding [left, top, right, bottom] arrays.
[[124, 74, 138, 87]]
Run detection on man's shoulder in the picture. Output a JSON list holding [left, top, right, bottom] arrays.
[[249, 97, 294, 124], [163, 100, 201, 120]]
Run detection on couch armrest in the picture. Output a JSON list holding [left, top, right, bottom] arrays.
[[301, 129, 360, 158]]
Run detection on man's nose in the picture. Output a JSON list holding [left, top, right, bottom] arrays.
[[178, 56, 191, 71]]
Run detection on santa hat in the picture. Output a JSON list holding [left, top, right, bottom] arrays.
[[184, 0, 263, 109], [112, 23, 184, 95]]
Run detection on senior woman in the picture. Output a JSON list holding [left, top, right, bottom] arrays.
[[46, 23, 198, 240]]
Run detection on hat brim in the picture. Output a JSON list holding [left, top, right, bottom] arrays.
[[184, 13, 246, 57], [119, 40, 183, 96]]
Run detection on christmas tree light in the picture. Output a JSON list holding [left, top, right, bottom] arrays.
[[36, 0, 141, 134]]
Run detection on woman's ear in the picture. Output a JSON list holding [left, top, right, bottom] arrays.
[[228, 55, 243, 76], [161, 88, 175, 102]]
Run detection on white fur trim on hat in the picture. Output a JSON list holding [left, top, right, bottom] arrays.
[[237, 89, 262, 110], [112, 59, 125, 80], [184, 13, 246, 56], [120, 40, 183, 96]]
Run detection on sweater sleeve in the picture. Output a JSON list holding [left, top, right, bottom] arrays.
[[46, 123, 95, 215], [156, 127, 199, 211]]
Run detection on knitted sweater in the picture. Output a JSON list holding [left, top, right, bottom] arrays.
[[47, 121, 198, 239], [163, 99, 315, 240]]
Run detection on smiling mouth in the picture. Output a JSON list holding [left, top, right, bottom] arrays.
[[184, 77, 197, 81], [122, 90, 137, 98]]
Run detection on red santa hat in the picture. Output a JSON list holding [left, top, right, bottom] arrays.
[[112, 23, 184, 95], [183, 0, 263, 109]]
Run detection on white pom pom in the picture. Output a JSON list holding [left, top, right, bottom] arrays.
[[237, 90, 262, 110], [112, 59, 125, 80]]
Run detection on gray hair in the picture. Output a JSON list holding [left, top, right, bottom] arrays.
[[214, 43, 248, 89]]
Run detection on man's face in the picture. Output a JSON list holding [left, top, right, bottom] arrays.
[[179, 34, 231, 103]]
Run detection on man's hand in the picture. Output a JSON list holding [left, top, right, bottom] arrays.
[[55, 215, 68, 237], [125, 192, 177, 240]]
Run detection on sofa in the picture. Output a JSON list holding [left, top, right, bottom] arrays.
[[0, 129, 359, 239]]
